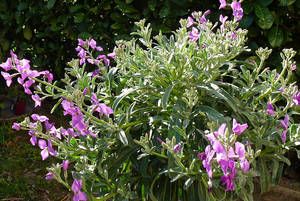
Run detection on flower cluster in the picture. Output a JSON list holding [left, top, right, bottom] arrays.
[[219, 0, 243, 21], [75, 38, 115, 66], [0, 51, 54, 107], [198, 119, 249, 191]]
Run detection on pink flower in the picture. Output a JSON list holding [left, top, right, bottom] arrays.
[[45, 172, 54, 180], [174, 144, 181, 152], [12, 123, 21, 130], [187, 16, 194, 28], [32, 94, 42, 107], [291, 65, 296, 71], [78, 39, 85, 47], [72, 179, 87, 201], [219, 15, 228, 30], [232, 119, 248, 135], [88, 39, 96, 49], [38, 140, 57, 160], [62, 160, 69, 171], [189, 27, 200, 41], [200, 10, 211, 24], [1, 71, 12, 87], [219, 0, 227, 9], [231, 1, 243, 21], [0, 58, 12, 71]]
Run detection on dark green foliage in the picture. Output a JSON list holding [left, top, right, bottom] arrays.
[[0, 0, 299, 76]]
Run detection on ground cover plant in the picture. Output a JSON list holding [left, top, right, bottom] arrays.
[[1, 1, 300, 200]]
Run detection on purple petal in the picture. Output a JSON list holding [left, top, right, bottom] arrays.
[[240, 158, 250, 173], [38, 139, 47, 149], [41, 149, 49, 160], [235, 142, 245, 159], [281, 129, 287, 143], [63, 160, 69, 171]]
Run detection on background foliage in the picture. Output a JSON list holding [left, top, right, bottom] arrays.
[[0, 0, 299, 77]]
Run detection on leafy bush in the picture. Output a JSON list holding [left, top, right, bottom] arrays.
[[0, 0, 299, 77], [1, 3, 300, 201]]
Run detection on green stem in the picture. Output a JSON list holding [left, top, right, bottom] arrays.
[[30, 76, 66, 93], [151, 151, 168, 159]]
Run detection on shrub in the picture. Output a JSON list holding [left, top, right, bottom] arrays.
[[1, 2, 300, 201]]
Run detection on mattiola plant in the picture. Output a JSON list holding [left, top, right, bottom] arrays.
[[2, 1, 300, 200]]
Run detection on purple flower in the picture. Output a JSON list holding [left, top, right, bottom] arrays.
[[96, 46, 103, 51], [279, 114, 289, 130], [232, 119, 248, 135], [200, 10, 211, 24], [88, 39, 96, 49], [72, 179, 88, 201], [219, 15, 228, 30], [62, 160, 69, 171], [231, 32, 237, 39], [281, 129, 287, 143], [32, 94, 42, 107], [78, 39, 85, 47], [267, 102, 274, 115], [12, 123, 21, 131], [91, 93, 114, 117], [157, 137, 163, 143], [220, 159, 236, 191], [97, 55, 110, 66], [231, 1, 243, 21], [187, 16, 194, 28], [219, 0, 227, 9], [291, 65, 296, 71], [10, 50, 19, 64], [45, 120, 55, 130], [1, 71, 12, 87], [30, 134, 37, 146], [189, 27, 200, 42], [92, 69, 100, 78], [82, 87, 88, 96], [199, 145, 216, 178], [0, 58, 12, 71], [174, 144, 180, 152], [31, 114, 48, 122], [293, 93, 300, 105], [108, 47, 116, 59], [23, 79, 35, 94], [45, 172, 54, 180], [38, 140, 57, 160]]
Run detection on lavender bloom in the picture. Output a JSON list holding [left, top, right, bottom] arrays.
[[82, 87, 88, 96], [63, 160, 69, 171], [38, 140, 57, 160], [219, 15, 228, 30], [291, 65, 296, 71], [97, 55, 110, 66], [281, 129, 287, 143], [45, 120, 55, 130], [267, 102, 274, 115], [231, 1, 243, 21], [174, 144, 180, 152], [108, 47, 116, 59], [1, 72, 12, 87], [232, 119, 248, 135], [78, 39, 85, 47], [23, 79, 35, 94], [72, 179, 88, 201], [88, 39, 96, 49], [12, 123, 21, 131], [279, 114, 289, 130], [293, 92, 300, 105], [0, 58, 12, 71], [157, 137, 163, 143], [187, 16, 194, 28], [91, 93, 114, 117], [45, 172, 54, 180], [32, 94, 42, 107], [219, 0, 227, 9], [30, 135, 37, 146], [200, 10, 211, 24], [96, 46, 103, 51], [189, 27, 200, 42], [31, 114, 48, 122], [199, 145, 216, 178]]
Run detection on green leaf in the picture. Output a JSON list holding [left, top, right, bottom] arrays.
[[126, 0, 134, 3], [198, 105, 225, 122], [46, 0, 56, 9], [254, 4, 274, 29], [117, 130, 128, 145], [258, 0, 274, 6], [239, 15, 254, 29], [173, 126, 186, 137], [183, 178, 194, 190], [112, 87, 139, 111], [268, 26, 284, 47], [278, 0, 296, 6], [74, 12, 85, 23], [162, 85, 175, 110], [50, 98, 63, 114]]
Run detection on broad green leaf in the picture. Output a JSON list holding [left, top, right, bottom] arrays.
[[254, 4, 274, 29], [268, 26, 284, 47], [278, 0, 296, 6], [258, 0, 274, 6], [162, 85, 175, 110], [46, 0, 56, 9], [198, 105, 225, 122], [239, 15, 254, 29]]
